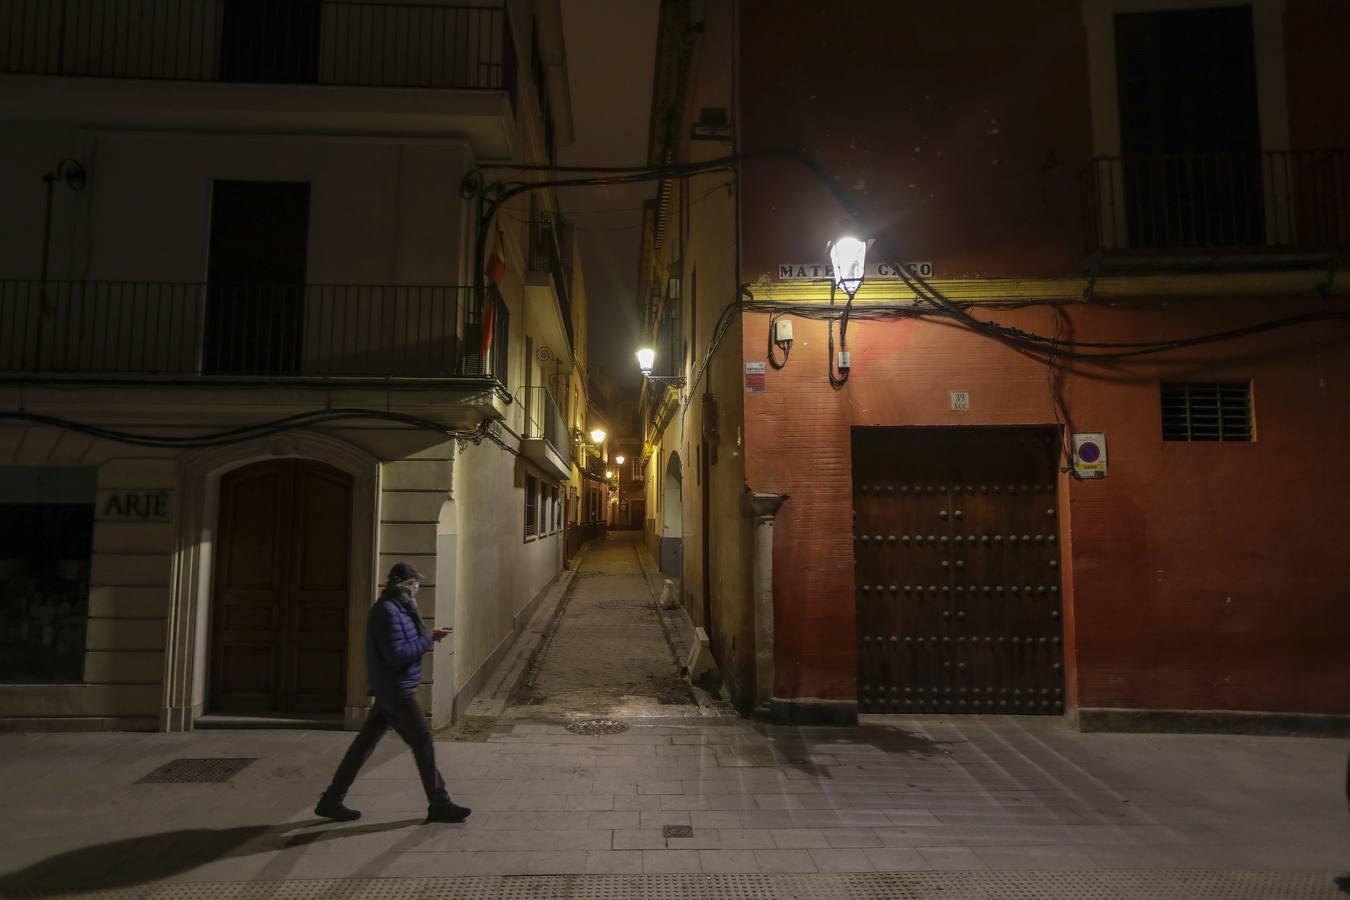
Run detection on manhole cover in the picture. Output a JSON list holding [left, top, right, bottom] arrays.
[[662, 825, 693, 838], [564, 718, 629, 736], [137, 758, 256, 784]]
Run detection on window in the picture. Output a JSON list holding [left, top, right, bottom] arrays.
[[1161, 382, 1253, 442], [525, 475, 538, 538], [1, 466, 97, 683], [552, 486, 561, 532]]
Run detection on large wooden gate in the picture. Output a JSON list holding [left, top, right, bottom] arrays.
[[852, 427, 1065, 715], [210, 459, 351, 714]]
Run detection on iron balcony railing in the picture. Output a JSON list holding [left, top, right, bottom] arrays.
[[527, 212, 574, 349], [521, 385, 569, 468], [0, 280, 509, 382], [1080, 148, 1349, 257], [0, 0, 517, 102]]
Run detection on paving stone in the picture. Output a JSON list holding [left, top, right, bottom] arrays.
[[753, 849, 819, 873], [809, 848, 876, 872], [698, 849, 761, 873], [642, 849, 702, 873]]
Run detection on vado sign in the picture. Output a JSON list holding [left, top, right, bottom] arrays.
[[777, 261, 934, 280]]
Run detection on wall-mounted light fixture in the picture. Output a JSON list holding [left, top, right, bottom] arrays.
[[590, 429, 606, 445], [829, 236, 868, 300], [614, 455, 626, 466], [636, 347, 686, 387]]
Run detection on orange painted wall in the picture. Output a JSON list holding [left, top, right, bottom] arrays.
[[742, 299, 1350, 713]]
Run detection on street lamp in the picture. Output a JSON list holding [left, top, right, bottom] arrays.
[[635, 347, 686, 387], [605, 469, 613, 479], [830, 236, 868, 299], [615, 455, 625, 465], [590, 429, 606, 445]]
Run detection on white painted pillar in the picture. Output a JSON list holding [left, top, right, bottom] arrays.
[[746, 491, 787, 710]]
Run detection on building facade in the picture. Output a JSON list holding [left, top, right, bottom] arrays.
[[640, 0, 1350, 728], [0, 0, 594, 731]]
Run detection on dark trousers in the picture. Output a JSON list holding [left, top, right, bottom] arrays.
[[323, 692, 449, 806]]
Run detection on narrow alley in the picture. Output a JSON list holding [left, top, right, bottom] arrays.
[[506, 533, 700, 720]]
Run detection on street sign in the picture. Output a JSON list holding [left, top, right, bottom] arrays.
[[776, 261, 934, 281], [1072, 433, 1107, 479]]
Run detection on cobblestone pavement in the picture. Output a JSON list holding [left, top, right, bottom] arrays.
[[0, 536, 1346, 897], [504, 533, 699, 720]]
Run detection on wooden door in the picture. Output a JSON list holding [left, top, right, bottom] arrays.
[[210, 459, 351, 713], [852, 428, 1064, 715]]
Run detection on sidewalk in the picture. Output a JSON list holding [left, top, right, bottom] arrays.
[[0, 535, 1347, 898]]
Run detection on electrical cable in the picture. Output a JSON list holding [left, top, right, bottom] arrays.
[[0, 408, 521, 454]]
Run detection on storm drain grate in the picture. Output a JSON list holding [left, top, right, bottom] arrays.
[[136, 758, 256, 784], [8, 871, 1345, 899], [564, 718, 629, 736], [662, 825, 694, 838]]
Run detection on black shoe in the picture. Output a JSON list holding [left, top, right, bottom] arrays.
[[314, 797, 361, 822], [425, 801, 471, 824]]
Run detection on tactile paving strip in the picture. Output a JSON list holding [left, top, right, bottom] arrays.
[[135, 758, 257, 784], [3, 871, 1344, 900]]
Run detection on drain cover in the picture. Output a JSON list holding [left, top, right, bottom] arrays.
[[137, 757, 256, 784], [662, 825, 693, 838], [565, 718, 629, 736]]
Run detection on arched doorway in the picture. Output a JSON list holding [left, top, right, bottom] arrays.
[[660, 452, 683, 577], [209, 459, 352, 714]]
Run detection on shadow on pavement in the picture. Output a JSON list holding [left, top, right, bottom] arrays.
[[0, 818, 421, 896]]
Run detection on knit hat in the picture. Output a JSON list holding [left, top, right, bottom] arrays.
[[386, 562, 424, 586]]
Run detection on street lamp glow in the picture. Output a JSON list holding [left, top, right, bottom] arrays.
[[830, 236, 868, 299], [605, 469, 613, 479], [615, 455, 626, 465], [635, 347, 655, 375], [590, 429, 606, 444]]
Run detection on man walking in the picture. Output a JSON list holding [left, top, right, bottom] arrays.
[[315, 563, 471, 824]]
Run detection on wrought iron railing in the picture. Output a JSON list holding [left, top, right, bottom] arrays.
[[1080, 149, 1349, 256], [0, 0, 516, 101], [0, 280, 510, 381], [527, 212, 574, 348], [521, 385, 569, 466]]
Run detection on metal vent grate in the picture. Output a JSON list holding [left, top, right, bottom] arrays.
[[565, 718, 629, 736], [1161, 382, 1252, 442], [136, 758, 256, 784]]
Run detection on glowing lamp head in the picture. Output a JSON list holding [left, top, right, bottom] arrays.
[[615, 455, 626, 465], [590, 429, 606, 445], [635, 347, 656, 375], [605, 469, 613, 479], [830, 236, 868, 299]]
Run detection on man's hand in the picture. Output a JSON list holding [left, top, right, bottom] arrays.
[[432, 627, 452, 643]]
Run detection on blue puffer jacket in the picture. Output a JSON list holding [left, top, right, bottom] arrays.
[[366, 588, 433, 699]]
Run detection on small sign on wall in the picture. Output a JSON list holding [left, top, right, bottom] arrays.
[[950, 391, 970, 411], [744, 361, 766, 393], [1071, 433, 1108, 479], [98, 489, 173, 522]]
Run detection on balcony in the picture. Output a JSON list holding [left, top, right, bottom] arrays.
[[519, 385, 569, 482], [0, 1, 515, 97], [1080, 149, 1349, 270], [0, 280, 508, 384], [526, 212, 574, 352]]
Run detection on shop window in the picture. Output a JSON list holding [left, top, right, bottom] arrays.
[[525, 474, 538, 539], [0, 466, 97, 683]]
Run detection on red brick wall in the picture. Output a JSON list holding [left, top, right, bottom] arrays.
[[742, 300, 1350, 714]]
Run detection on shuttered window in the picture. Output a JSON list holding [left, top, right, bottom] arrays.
[[1161, 382, 1252, 441], [525, 475, 538, 538]]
